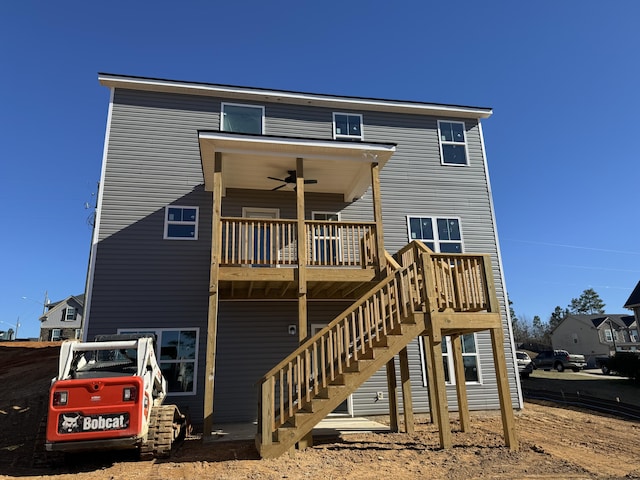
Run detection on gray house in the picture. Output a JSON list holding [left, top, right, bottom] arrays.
[[39, 294, 84, 341], [551, 313, 639, 366], [85, 74, 521, 455]]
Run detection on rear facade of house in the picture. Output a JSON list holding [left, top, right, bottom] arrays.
[[84, 73, 522, 429]]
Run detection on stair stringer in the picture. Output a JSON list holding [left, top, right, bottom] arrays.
[[258, 312, 427, 459]]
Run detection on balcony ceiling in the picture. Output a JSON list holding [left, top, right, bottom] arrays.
[[199, 132, 396, 201]]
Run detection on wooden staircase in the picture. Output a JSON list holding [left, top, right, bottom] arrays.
[[256, 241, 514, 458]]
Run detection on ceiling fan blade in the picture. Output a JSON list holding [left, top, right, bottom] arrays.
[[304, 179, 318, 184], [271, 184, 287, 191], [267, 176, 285, 182]]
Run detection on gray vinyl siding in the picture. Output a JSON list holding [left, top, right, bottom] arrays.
[[88, 87, 519, 425]]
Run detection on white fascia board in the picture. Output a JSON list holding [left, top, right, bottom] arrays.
[[98, 74, 493, 119]]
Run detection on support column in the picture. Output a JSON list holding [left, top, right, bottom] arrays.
[[203, 152, 223, 437], [426, 328, 452, 448], [296, 158, 308, 342], [398, 347, 415, 434], [422, 335, 438, 426], [451, 334, 470, 432], [490, 326, 518, 450], [386, 357, 400, 432], [370, 163, 387, 277], [295, 158, 312, 450]]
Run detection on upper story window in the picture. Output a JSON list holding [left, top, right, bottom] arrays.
[[333, 113, 363, 140], [221, 103, 264, 134], [438, 120, 468, 165], [407, 216, 463, 253], [65, 307, 76, 321], [165, 206, 199, 240]]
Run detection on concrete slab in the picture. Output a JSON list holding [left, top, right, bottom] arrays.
[[203, 417, 389, 443]]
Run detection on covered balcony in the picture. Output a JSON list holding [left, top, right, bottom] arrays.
[[198, 132, 398, 301]]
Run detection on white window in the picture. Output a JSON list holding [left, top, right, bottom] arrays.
[[164, 206, 199, 240], [438, 120, 468, 165], [65, 307, 76, 321], [407, 216, 463, 253], [221, 102, 264, 134], [118, 328, 199, 395], [631, 330, 638, 342], [420, 334, 481, 386], [311, 212, 341, 264], [333, 113, 363, 140], [74, 329, 82, 339], [51, 329, 61, 341], [604, 329, 613, 342]]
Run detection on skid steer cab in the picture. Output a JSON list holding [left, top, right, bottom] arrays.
[[35, 334, 187, 464]]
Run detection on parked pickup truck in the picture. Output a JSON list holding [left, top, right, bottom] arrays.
[[533, 350, 587, 372]]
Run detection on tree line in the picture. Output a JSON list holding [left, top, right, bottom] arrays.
[[510, 288, 605, 348]]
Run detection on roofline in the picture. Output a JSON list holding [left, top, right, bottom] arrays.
[[98, 73, 493, 119]]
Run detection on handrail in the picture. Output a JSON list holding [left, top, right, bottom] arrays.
[[257, 241, 496, 444], [220, 217, 377, 268], [258, 260, 424, 432]]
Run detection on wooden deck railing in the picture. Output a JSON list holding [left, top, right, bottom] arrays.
[[257, 260, 424, 442], [220, 217, 377, 267], [397, 241, 492, 312]]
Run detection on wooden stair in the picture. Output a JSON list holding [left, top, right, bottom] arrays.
[[260, 312, 427, 458], [256, 241, 516, 458]]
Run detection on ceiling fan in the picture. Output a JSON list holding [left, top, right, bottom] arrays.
[[268, 170, 318, 191]]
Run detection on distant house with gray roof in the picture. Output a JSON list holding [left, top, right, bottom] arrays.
[[39, 294, 84, 341], [551, 313, 639, 366]]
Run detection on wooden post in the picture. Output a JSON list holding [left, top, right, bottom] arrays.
[[295, 158, 313, 449], [422, 335, 438, 426], [386, 357, 399, 432], [451, 334, 470, 432], [370, 163, 387, 277], [296, 158, 308, 342], [398, 347, 415, 434], [490, 326, 518, 450], [261, 377, 274, 446], [203, 152, 223, 437], [426, 328, 452, 448]]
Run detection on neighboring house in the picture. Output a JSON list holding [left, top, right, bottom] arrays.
[[551, 314, 639, 366], [39, 294, 84, 342], [85, 73, 521, 450], [624, 280, 640, 323]]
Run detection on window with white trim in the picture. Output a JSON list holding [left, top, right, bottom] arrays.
[[438, 120, 468, 165], [65, 307, 76, 321], [333, 113, 363, 140], [604, 329, 613, 342], [221, 102, 264, 134], [407, 216, 462, 253], [118, 328, 199, 395], [51, 329, 61, 341], [164, 206, 199, 240], [74, 329, 82, 339], [420, 334, 481, 385]]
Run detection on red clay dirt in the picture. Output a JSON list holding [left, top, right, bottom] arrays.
[[1, 342, 639, 479]]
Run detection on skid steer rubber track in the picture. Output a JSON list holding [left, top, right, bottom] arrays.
[[140, 405, 186, 460]]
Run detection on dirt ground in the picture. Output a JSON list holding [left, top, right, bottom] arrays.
[[1, 343, 640, 480]]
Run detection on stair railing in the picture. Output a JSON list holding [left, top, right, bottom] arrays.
[[257, 259, 424, 445]]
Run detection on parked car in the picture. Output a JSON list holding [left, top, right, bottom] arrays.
[[516, 351, 533, 378], [532, 350, 587, 372]]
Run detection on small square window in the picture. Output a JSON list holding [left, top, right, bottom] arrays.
[[333, 113, 363, 140], [221, 103, 264, 134], [65, 307, 76, 321], [165, 206, 199, 240], [438, 120, 468, 165]]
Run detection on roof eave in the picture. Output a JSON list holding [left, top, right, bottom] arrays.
[[98, 73, 493, 120]]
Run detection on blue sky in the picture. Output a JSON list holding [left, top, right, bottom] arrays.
[[1, 1, 638, 338]]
